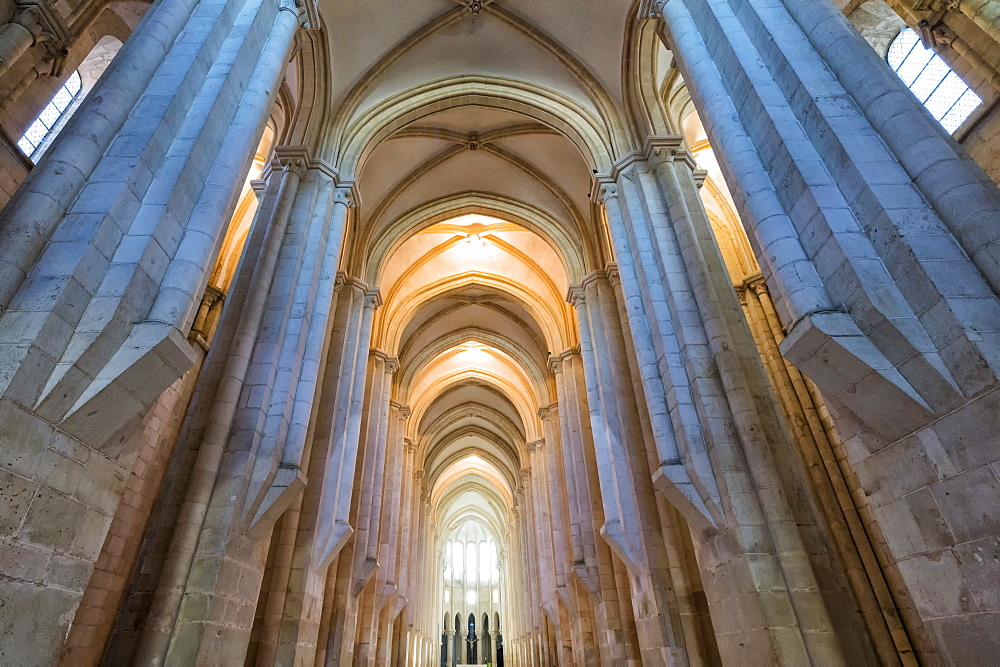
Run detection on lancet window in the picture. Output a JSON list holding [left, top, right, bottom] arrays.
[[887, 27, 981, 132], [17, 71, 82, 160]]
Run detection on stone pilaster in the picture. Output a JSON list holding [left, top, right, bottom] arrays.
[[274, 274, 379, 666], [601, 145, 861, 664]]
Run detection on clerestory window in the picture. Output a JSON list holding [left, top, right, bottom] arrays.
[[17, 71, 83, 160], [887, 27, 981, 133]]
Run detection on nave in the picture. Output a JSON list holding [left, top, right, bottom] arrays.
[[0, 0, 999, 665]]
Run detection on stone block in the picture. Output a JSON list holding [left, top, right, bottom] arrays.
[[0, 538, 51, 583], [925, 612, 1000, 665], [20, 489, 88, 552], [932, 467, 1000, 544], [954, 536, 1000, 612], [33, 447, 86, 497], [46, 552, 95, 593], [934, 388, 1000, 472], [0, 399, 53, 479], [895, 550, 975, 619], [71, 509, 114, 561], [0, 579, 79, 665], [0, 469, 37, 537]]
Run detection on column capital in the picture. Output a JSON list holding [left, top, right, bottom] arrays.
[[596, 181, 618, 205], [338, 275, 381, 309], [281, 0, 321, 30], [566, 285, 586, 307], [333, 186, 357, 208], [371, 348, 398, 372], [537, 403, 558, 420], [526, 439, 544, 454], [605, 263, 621, 288], [735, 285, 749, 307], [548, 348, 579, 373], [14, 1, 70, 59], [364, 288, 383, 310], [250, 179, 266, 200], [645, 0, 668, 20], [748, 274, 768, 296], [546, 355, 563, 374], [273, 145, 310, 176]]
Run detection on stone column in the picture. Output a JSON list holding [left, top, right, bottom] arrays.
[[0, 0, 303, 658], [351, 353, 398, 663], [369, 405, 408, 666], [739, 278, 909, 662], [189, 284, 226, 343], [374, 424, 412, 666], [133, 157, 357, 666], [547, 349, 622, 664], [131, 150, 304, 663], [274, 276, 380, 665], [656, 0, 1000, 659], [525, 440, 559, 653], [570, 271, 674, 664], [536, 407, 578, 665], [604, 148, 858, 663], [394, 441, 417, 624]]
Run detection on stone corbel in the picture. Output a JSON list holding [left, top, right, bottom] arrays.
[[372, 348, 398, 373], [605, 263, 621, 289], [375, 583, 398, 612], [571, 563, 600, 599], [352, 556, 380, 597], [913, 0, 960, 48], [537, 403, 557, 421], [547, 348, 579, 375], [599, 520, 643, 576], [780, 310, 936, 441], [555, 585, 577, 617], [314, 520, 355, 570]]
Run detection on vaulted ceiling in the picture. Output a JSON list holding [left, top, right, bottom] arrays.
[[315, 0, 642, 566]]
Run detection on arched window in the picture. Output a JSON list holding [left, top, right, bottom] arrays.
[[452, 541, 464, 583], [479, 541, 489, 584], [466, 541, 476, 586], [887, 27, 981, 132], [17, 71, 83, 160]]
